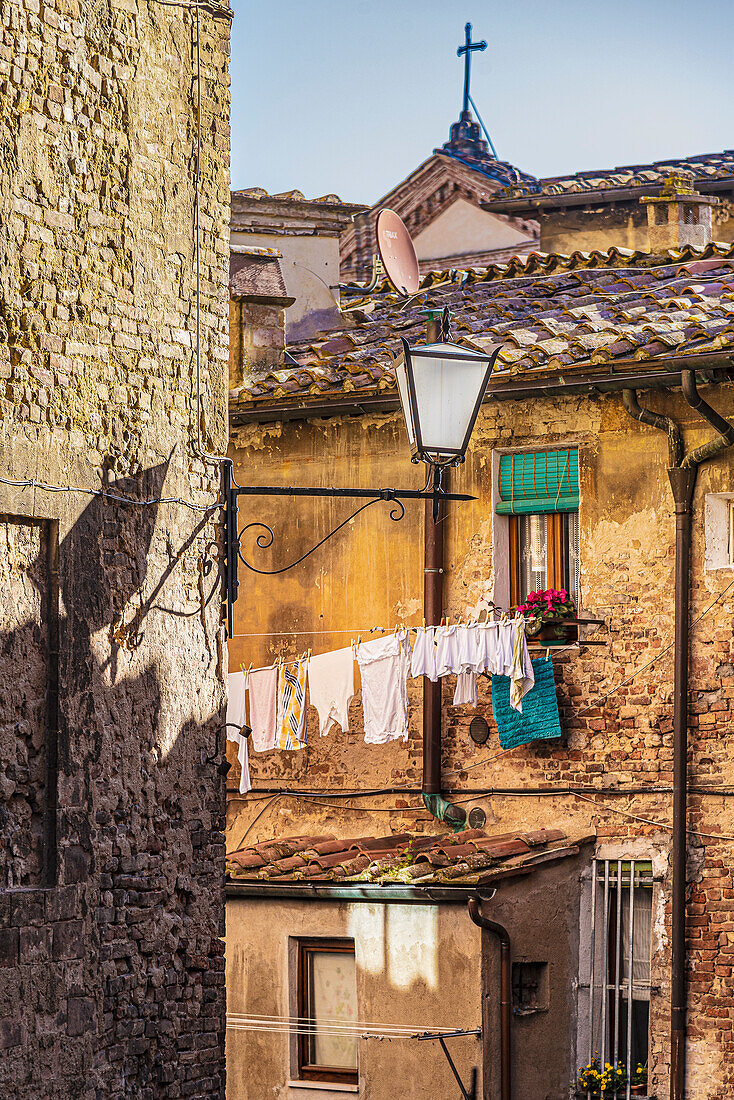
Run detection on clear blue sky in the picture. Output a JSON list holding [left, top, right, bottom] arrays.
[[229, 0, 734, 205]]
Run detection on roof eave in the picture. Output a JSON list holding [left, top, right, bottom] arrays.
[[482, 176, 734, 215], [229, 352, 734, 425]]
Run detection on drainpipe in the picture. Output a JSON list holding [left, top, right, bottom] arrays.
[[666, 460, 696, 1100], [421, 310, 467, 830], [622, 389, 683, 467], [623, 376, 734, 1100], [468, 897, 511, 1100]]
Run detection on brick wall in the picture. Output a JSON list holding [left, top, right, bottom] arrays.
[[0, 0, 231, 1095]]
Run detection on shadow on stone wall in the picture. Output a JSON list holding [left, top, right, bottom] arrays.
[[0, 459, 226, 1098]]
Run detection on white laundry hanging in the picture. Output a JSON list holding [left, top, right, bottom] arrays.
[[356, 630, 412, 744]]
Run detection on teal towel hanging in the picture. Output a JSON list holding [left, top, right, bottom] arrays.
[[491, 656, 561, 749]]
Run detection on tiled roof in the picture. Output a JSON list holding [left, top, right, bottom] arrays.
[[232, 242, 734, 410], [226, 826, 589, 887], [433, 111, 538, 190], [231, 187, 359, 206], [495, 150, 734, 200], [436, 148, 538, 191]]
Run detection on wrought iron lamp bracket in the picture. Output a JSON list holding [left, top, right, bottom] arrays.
[[222, 462, 474, 635]]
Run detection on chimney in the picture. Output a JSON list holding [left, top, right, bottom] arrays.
[[640, 171, 718, 252], [228, 245, 294, 390], [230, 189, 367, 343]]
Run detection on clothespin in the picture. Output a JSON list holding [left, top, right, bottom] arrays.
[[422, 617, 426, 629]]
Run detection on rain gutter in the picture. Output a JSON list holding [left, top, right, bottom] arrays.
[[480, 177, 734, 215], [468, 897, 512, 1100], [226, 882, 496, 904]]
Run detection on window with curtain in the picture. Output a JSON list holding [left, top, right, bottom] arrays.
[[496, 449, 580, 606], [297, 939, 358, 1084]]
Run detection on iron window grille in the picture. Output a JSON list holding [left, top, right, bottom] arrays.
[[585, 859, 653, 1099]]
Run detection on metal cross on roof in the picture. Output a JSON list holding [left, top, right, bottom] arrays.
[[457, 22, 487, 116]]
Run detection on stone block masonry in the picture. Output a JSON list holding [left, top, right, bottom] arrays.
[[0, 0, 231, 1096]]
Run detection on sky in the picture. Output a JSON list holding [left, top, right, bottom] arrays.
[[229, 0, 734, 206]]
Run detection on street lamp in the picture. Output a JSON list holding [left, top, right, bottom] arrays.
[[394, 336, 501, 467], [391, 308, 501, 521], [223, 310, 502, 626]]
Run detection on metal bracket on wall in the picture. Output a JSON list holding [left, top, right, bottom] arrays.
[[417, 1028, 481, 1100], [222, 461, 475, 636]]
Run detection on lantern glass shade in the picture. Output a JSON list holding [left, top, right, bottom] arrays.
[[394, 340, 499, 463]]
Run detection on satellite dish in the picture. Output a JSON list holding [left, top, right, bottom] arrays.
[[376, 208, 420, 296]]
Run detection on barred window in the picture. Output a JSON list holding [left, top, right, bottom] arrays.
[[583, 860, 653, 1097]]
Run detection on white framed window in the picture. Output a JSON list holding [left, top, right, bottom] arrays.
[[703, 493, 734, 571]]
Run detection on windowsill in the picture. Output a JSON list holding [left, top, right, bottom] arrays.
[[287, 1082, 359, 1094]]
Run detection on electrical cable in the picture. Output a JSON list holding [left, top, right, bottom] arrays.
[[191, 1, 230, 465], [0, 473, 221, 514], [571, 791, 734, 843]]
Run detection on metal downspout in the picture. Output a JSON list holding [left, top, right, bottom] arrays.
[[623, 377, 734, 1100], [468, 897, 511, 1100], [622, 388, 683, 467], [666, 462, 696, 1100]]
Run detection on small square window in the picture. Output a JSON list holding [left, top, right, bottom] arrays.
[[298, 939, 358, 1084], [512, 961, 548, 1015]]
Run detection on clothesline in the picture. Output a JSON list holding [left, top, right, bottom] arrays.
[[238, 617, 529, 676], [228, 606, 521, 641], [228, 621, 542, 796]]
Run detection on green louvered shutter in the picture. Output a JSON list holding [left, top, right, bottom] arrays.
[[496, 449, 579, 515]]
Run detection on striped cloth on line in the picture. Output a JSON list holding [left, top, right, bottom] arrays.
[[277, 660, 308, 750], [491, 656, 561, 749]]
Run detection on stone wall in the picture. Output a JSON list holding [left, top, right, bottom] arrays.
[[0, 0, 231, 1095], [533, 191, 734, 256], [227, 385, 734, 1099]]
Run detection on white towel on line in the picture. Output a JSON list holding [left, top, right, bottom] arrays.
[[356, 630, 411, 744], [410, 626, 437, 681], [227, 671, 251, 794], [308, 646, 356, 736]]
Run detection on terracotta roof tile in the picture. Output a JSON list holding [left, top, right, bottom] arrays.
[[226, 826, 592, 887], [232, 244, 734, 415], [496, 150, 734, 200]]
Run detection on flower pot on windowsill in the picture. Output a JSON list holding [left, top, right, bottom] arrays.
[[574, 1092, 630, 1099], [527, 619, 578, 646]]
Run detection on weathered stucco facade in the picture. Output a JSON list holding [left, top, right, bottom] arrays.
[[227, 379, 734, 1098], [0, 0, 231, 1095]]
